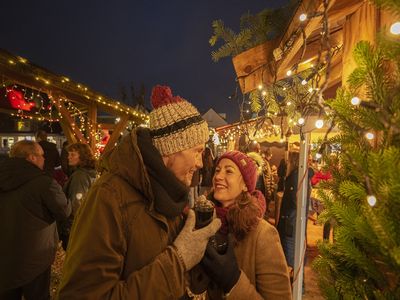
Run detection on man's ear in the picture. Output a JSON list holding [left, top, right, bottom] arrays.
[[26, 153, 35, 164]]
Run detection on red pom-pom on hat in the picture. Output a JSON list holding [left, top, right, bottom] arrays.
[[151, 85, 182, 109]]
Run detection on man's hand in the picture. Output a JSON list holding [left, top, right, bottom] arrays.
[[173, 209, 221, 270]]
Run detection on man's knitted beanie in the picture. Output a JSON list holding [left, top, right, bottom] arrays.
[[149, 85, 209, 156], [217, 150, 258, 193]]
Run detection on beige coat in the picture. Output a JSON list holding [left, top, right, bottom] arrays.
[[205, 219, 292, 300]]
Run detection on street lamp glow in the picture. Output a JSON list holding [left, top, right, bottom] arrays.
[[390, 22, 400, 35], [365, 132, 374, 140], [315, 119, 324, 129], [299, 14, 307, 22], [351, 97, 361, 106], [367, 195, 377, 207]]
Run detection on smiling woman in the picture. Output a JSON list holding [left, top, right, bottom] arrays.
[[188, 150, 292, 299]]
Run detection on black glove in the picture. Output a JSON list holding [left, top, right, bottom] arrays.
[[201, 234, 241, 293]]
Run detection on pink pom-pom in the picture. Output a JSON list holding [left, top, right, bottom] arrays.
[[151, 85, 174, 108]]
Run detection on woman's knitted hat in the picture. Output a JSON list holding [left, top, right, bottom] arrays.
[[149, 85, 209, 156], [217, 150, 258, 192]]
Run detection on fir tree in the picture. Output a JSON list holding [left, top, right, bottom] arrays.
[[312, 7, 400, 299]]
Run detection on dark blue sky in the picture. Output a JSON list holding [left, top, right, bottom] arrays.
[[1, 0, 288, 123]]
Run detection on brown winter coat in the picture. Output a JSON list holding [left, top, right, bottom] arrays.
[[56, 129, 187, 299], [229, 219, 292, 299]]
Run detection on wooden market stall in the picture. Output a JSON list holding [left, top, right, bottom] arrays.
[[0, 49, 148, 154], [224, 1, 398, 298], [232, 0, 396, 95]]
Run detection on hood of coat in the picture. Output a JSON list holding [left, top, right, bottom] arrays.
[[0, 158, 47, 192], [99, 128, 189, 216]]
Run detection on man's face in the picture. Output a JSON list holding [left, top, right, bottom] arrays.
[[163, 144, 205, 186], [29, 144, 45, 170]]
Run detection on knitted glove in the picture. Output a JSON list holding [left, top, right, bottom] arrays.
[[201, 234, 241, 293], [173, 209, 221, 271]]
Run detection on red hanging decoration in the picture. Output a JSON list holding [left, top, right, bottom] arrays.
[[6, 89, 36, 111]]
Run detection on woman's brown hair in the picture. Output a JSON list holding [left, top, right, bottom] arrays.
[[210, 191, 262, 241], [66, 143, 96, 169]]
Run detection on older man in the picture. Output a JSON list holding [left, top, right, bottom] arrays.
[[57, 85, 221, 299], [0, 140, 71, 300]]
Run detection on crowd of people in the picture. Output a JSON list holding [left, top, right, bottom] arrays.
[[0, 83, 332, 300]]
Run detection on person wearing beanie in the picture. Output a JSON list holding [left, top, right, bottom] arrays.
[[187, 150, 292, 299], [57, 85, 221, 299]]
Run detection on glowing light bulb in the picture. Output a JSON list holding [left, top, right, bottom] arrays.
[[308, 88, 313, 93], [258, 84, 263, 90], [315, 119, 324, 129], [351, 97, 361, 106], [367, 195, 376, 207], [390, 22, 400, 35], [298, 117, 305, 125], [286, 70, 292, 76], [315, 153, 322, 159], [287, 101, 292, 106], [262, 91, 267, 96], [365, 132, 374, 140], [299, 14, 307, 22], [301, 79, 307, 85]]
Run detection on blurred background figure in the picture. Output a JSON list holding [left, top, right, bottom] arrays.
[[58, 142, 96, 251], [261, 147, 276, 214], [199, 147, 215, 196], [0, 139, 10, 163], [35, 129, 61, 177], [246, 141, 266, 206], [0, 140, 71, 300]]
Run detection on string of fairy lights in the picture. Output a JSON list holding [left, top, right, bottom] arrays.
[[218, 2, 400, 208], [0, 50, 150, 153]]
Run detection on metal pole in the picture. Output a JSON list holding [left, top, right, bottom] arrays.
[[292, 131, 310, 299]]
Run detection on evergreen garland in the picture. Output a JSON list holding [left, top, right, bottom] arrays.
[[312, 3, 400, 296], [209, 0, 299, 62]]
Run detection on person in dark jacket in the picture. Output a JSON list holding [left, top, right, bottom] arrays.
[[58, 142, 97, 251], [36, 129, 61, 177], [57, 85, 221, 299], [0, 140, 71, 300], [277, 151, 313, 268]]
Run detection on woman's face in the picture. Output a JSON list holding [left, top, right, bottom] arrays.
[[68, 150, 80, 167], [213, 158, 247, 207]]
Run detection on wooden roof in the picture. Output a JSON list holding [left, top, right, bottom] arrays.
[[233, 0, 365, 94], [0, 48, 149, 150]]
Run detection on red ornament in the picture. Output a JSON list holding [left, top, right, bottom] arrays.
[[7, 89, 36, 111]]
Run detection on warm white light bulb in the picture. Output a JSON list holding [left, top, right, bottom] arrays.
[[365, 132, 374, 140], [287, 101, 292, 106], [258, 84, 263, 90], [390, 22, 400, 35], [315, 119, 324, 129], [351, 97, 361, 106], [286, 70, 292, 76], [301, 79, 307, 85], [367, 195, 377, 207], [298, 117, 305, 125], [299, 14, 307, 22], [262, 90, 267, 96], [315, 153, 322, 159]]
